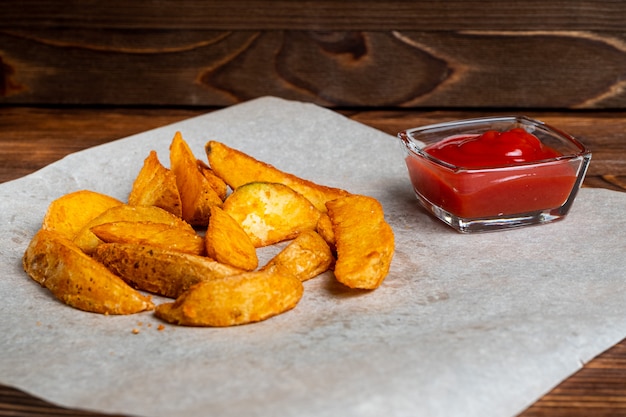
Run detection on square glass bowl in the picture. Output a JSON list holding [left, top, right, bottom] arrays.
[[398, 116, 591, 233]]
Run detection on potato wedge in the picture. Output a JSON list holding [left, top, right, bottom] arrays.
[[42, 190, 122, 240], [91, 221, 205, 256], [128, 150, 182, 217], [170, 132, 222, 226], [23, 229, 154, 314], [326, 195, 395, 290], [155, 270, 303, 327], [315, 212, 336, 251], [205, 141, 350, 212], [73, 204, 195, 255], [205, 206, 258, 271], [93, 243, 244, 298], [197, 159, 228, 201], [223, 182, 321, 247], [261, 230, 333, 281]]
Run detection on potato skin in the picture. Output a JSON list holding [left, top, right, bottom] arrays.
[[206, 140, 349, 212], [261, 230, 334, 282], [315, 212, 336, 251], [155, 270, 303, 327], [326, 195, 395, 290], [91, 220, 205, 256], [128, 150, 182, 218], [73, 205, 194, 255], [170, 132, 222, 226], [205, 206, 258, 271], [23, 229, 154, 314], [93, 243, 244, 299], [197, 159, 228, 201]]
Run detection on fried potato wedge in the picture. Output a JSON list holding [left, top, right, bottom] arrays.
[[23, 229, 154, 314], [326, 195, 395, 290], [91, 221, 205, 256], [128, 150, 182, 217], [261, 230, 333, 282], [155, 270, 303, 327], [205, 141, 350, 212], [42, 190, 123, 240], [197, 159, 228, 201], [93, 243, 244, 298], [223, 182, 321, 247], [205, 206, 258, 271], [73, 205, 195, 255], [170, 132, 222, 226], [315, 212, 336, 251]]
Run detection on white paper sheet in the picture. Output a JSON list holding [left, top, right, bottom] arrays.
[[2, 97, 626, 417]]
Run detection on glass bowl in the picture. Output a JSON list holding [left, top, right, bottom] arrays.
[[398, 116, 592, 233]]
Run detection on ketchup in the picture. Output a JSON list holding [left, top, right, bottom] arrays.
[[424, 128, 562, 168], [406, 128, 578, 219]]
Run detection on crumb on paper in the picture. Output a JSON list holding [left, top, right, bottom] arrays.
[[158, 324, 165, 331], [132, 328, 140, 334]]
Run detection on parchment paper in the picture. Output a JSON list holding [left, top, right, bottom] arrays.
[[2, 97, 626, 417]]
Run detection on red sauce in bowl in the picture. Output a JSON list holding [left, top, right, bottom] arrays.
[[424, 128, 562, 168], [405, 128, 579, 219]]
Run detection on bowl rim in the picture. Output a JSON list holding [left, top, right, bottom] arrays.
[[398, 115, 592, 172]]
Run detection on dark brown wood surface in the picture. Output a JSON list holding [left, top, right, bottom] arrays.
[[1, 106, 626, 416], [2, 107, 626, 188], [2, 1, 626, 108], [4, 1, 626, 30]]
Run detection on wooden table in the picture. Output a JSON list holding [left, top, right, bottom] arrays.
[[2, 106, 626, 417]]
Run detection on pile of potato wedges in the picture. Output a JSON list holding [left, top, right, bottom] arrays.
[[22, 132, 395, 327]]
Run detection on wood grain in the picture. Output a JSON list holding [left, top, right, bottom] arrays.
[[2, 1, 625, 31], [2, 1, 626, 108], [2, 107, 626, 188]]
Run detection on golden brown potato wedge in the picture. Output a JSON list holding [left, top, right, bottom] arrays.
[[154, 270, 303, 327], [223, 182, 321, 247], [128, 150, 182, 217], [205, 206, 258, 271], [197, 159, 228, 201], [42, 190, 122, 240], [23, 229, 154, 314], [205, 141, 350, 212], [93, 243, 245, 298], [91, 221, 205, 256], [315, 212, 336, 251], [326, 195, 395, 290], [261, 230, 334, 281], [73, 204, 195, 255], [170, 132, 222, 226]]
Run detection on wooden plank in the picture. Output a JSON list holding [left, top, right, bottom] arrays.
[[2, 0, 625, 31], [2, 30, 626, 108], [1, 107, 625, 186], [0, 107, 205, 182]]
